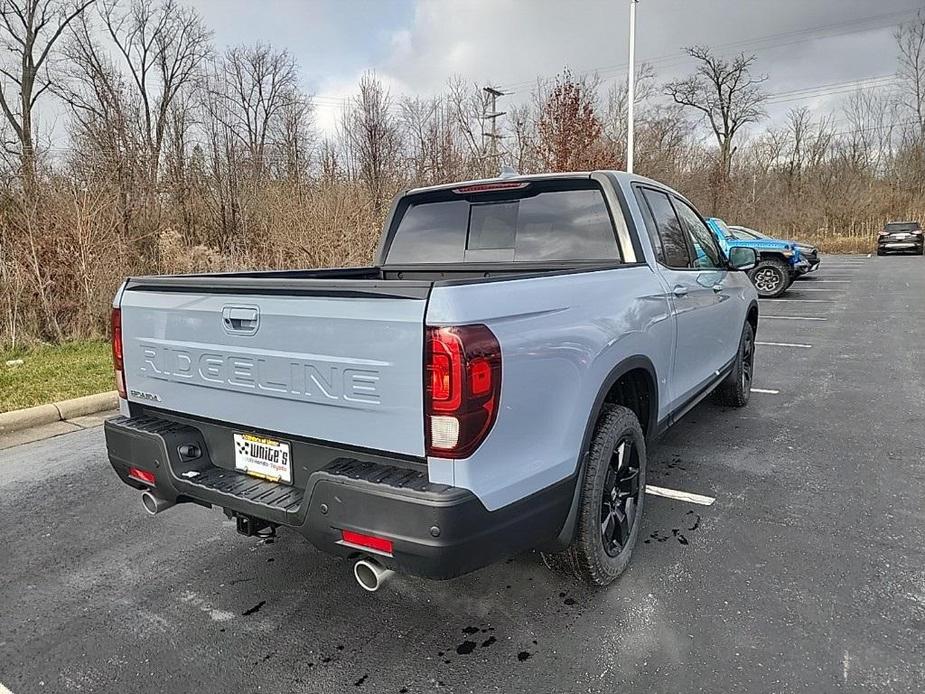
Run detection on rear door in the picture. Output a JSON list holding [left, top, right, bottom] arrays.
[[635, 187, 732, 407], [119, 285, 428, 457], [672, 197, 741, 372]]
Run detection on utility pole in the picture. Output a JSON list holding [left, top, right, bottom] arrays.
[[482, 86, 507, 174], [626, 0, 638, 174]]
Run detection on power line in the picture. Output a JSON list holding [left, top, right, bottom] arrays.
[[497, 8, 920, 93], [763, 76, 900, 106]]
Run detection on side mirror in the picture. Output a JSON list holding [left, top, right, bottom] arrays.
[[727, 247, 757, 271]]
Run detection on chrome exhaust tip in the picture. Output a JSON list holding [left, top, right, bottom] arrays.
[[141, 490, 175, 516], [353, 558, 394, 592]]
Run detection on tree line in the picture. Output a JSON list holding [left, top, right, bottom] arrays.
[[1, 0, 923, 347]]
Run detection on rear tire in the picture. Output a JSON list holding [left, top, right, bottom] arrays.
[[542, 405, 646, 586], [715, 321, 754, 408], [748, 258, 790, 298]]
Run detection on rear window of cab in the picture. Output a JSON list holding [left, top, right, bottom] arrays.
[[384, 180, 622, 264]]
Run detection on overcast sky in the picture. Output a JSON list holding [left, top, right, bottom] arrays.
[[182, 0, 925, 132]]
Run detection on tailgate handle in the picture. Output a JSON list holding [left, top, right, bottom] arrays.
[[222, 306, 259, 334]]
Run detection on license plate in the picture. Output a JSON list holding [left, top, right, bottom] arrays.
[[234, 433, 292, 483]]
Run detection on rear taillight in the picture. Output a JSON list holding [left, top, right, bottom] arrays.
[[425, 325, 501, 459], [111, 307, 126, 398]]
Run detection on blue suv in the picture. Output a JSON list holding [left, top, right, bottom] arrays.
[[706, 218, 803, 298]]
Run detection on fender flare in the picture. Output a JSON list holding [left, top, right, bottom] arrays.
[[747, 299, 759, 331], [543, 354, 660, 550]]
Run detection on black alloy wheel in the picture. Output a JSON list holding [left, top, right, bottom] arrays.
[[600, 436, 641, 557], [741, 327, 754, 394]]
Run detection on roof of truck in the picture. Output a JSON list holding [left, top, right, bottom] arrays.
[[405, 170, 671, 195]]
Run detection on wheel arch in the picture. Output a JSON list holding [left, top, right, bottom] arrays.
[[746, 300, 759, 334], [756, 251, 788, 264]]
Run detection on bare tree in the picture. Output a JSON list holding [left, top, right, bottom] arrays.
[[97, 0, 209, 184], [63, 0, 209, 252], [0, 0, 94, 192], [446, 77, 493, 177], [665, 46, 767, 212], [602, 62, 656, 165], [343, 72, 400, 209], [895, 12, 925, 139], [273, 93, 314, 183], [215, 43, 301, 174]]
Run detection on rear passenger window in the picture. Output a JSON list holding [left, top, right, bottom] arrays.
[[640, 189, 691, 268]]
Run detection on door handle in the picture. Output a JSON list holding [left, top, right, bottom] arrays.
[[672, 285, 688, 297], [222, 306, 260, 334]]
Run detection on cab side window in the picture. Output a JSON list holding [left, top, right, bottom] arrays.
[[639, 188, 691, 268], [674, 199, 723, 269]]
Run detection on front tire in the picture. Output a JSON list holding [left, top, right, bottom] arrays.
[[543, 405, 646, 586], [715, 321, 754, 407], [748, 258, 790, 298]]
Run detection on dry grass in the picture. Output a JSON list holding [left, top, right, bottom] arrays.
[[797, 233, 878, 254]]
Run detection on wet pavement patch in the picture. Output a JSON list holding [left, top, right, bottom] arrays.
[[517, 651, 532, 662], [455, 640, 476, 655], [242, 600, 266, 616]]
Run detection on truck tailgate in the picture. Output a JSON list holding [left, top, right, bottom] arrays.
[[119, 285, 428, 457]]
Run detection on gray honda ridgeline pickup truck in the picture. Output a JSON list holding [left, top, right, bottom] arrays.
[[105, 171, 759, 588]]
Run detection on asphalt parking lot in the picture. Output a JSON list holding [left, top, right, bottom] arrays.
[[1, 254, 923, 694]]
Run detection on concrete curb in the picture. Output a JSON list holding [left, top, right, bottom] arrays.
[[0, 391, 118, 435]]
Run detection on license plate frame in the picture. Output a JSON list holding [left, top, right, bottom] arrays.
[[233, 432, 292, 484]]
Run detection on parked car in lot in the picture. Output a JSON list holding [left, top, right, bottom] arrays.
[[706, 217, 803, 297], [877, 221, 924, 255], [728, 225, 821, 277], [104, 170, 759, 588]]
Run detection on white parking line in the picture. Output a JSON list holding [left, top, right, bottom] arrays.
[[761, 316, 828, 321], [755, 341, 812, 348], [806, 280, 851, 283], [646, 485, 715, 506], [760, 298, 834, 302], [789, 288, 845, 292], [750, 388, 780, 394], [1, 682, 14, 694]]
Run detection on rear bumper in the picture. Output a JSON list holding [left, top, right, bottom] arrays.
[[878, 239, 923, 253], [104, 414, 573, 579]]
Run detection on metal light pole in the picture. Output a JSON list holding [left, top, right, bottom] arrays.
[[626, 0, 638, 174]]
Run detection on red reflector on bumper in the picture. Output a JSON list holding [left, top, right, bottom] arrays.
[[128, 467, 156, 485], [341, 529, 393, 556]]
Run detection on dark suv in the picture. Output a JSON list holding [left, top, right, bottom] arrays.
[[877, 221, 924, 256]]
